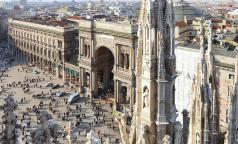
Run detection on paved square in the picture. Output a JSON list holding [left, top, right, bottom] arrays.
[[0, 58, 121, 143]]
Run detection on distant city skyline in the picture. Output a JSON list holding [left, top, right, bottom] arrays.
[[1, 0, 237, 3]]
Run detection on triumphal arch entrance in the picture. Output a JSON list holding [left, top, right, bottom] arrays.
[[95, 46, 114, 95], [75, 19, 137, 113]]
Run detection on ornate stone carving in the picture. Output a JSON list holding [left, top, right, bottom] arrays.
[[137, 125, 155, 144], [115, 115, 129, 144], [143, 86, 149, 109], [163, 135, 171, 144]]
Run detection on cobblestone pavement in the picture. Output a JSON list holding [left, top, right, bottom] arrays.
[[0, 57, 121, 144]]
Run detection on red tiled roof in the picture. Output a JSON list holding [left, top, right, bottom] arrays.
[[67, 16, 82, 20], [211, 19, 222, 23], [212, 26, 221, 30]]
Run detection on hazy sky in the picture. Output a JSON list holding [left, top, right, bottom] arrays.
[[2, 0, 237, 2]]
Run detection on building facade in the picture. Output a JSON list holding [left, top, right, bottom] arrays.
[[8, 18, 78, 83], [8, 17, 138, 114], [175, 20, 237, 143], [0, 8, 8, 43], [72, 19, 138, 113]]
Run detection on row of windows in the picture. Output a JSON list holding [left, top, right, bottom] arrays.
[[9, 26, 62, 39], [9, 28, 63, 48], [83, 44, 90, 58], [14, 39, 62, 60], [119, 53, 130, 69]]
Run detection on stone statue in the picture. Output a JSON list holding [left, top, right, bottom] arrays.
[[86, 130, 101, 144], [117, 105, 157, 144], [86, 75, 90, 87], [143, 88, 149, 108], [65, 122, 72, 144], [32, 111, 55, 144], [163, 135, 171, 144], [126, 94, 130, 103], [136, 125, 155, 144], [196, 133, 201, 144], [129, 112, 136, 144], [115, 115, 129, 144], [15, 128, 22, 144], [137, 27, 143, 38], [224, 132, 228, 144], [2, 95, 20, 144]]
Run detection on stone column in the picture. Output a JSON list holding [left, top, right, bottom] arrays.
[[47, 61, 50, 72], [130, 86, 135, 114], [69, 74, 72, 83], [115, 44, 119, 71], [40, 59, 43, 69], [63, 69, 66, 81], [79, 37, 83, 59], [87, 45, 90, 58], [91, 70, 96, 98], [79, 68, 84, 92], [124, 54, 129, 69], [78, 74, 82, 93], [124, 53, 126, 69], [114, 80, 119, 110], [56, 66, 60, 78]]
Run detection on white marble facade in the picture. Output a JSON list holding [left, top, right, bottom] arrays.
[[175, 46, 200, 122]]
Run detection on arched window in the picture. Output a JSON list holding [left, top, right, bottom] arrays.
[[120, 53, 124, 68], [88, 45, 90, 57], [125, 54, 129, 69], [84, 44, 87, 57], [58, 51, 62, 60]]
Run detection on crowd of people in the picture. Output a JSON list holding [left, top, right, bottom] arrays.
[[0, 53, 122, 143]]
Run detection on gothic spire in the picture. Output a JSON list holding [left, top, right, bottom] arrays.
[[138, 0, 156, 27], [199, 18, 208, 86], [200, 18, 205, 63], [207, 21, 219, 144]]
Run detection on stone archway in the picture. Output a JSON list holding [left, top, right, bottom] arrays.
[[95, 46, 115, 96]]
